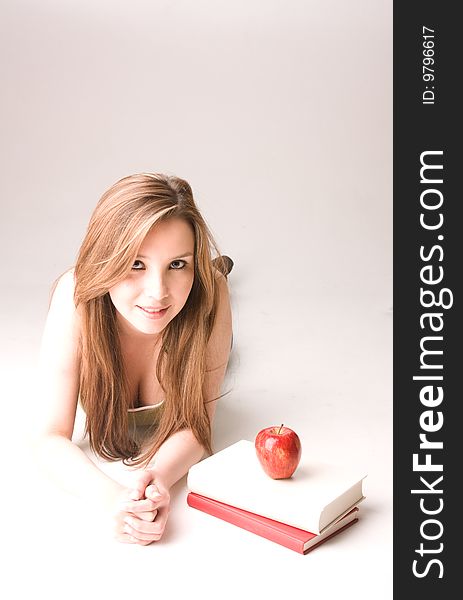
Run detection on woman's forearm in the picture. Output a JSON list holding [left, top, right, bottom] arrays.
[[34, 428, 206, 505], [33, 434, 123, 507], [149, 429, 206, 490]]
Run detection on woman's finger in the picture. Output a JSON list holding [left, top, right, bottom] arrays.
[[123, 525, 162, 543], [127, 505, 169, 541], [145, 484, 169, 507], [145, 484, 161, 499], [123, 520, 162, 543], [132, 510, 157, 522], [152, 505, 170, 533], [128, 470, 156, 500], [114, 532, 138, 544], [124, 515, 161, 535], [117, 532, 153, 546], [121, 498, 157, 513]]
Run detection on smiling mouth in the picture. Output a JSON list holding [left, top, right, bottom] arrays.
[[137, 305, 170, 318]]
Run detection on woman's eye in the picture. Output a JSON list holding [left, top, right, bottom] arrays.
[[131, 259, 187, 271], [170, 260, 186, 270], [131, 260, 145, 270]]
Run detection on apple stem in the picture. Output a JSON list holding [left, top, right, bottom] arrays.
[[277, 423, 284, 435]]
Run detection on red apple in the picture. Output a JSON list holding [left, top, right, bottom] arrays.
[[255, 424, 302, 479]]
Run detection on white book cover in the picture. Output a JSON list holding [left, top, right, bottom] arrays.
[[187, 440, 367, 534]]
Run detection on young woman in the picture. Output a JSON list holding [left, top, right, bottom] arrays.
[[35, 173, 233, 545]]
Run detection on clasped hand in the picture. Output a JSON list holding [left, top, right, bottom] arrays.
[[113, 470, 170, 545]]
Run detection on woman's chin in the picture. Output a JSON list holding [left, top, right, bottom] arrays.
[[116, 311, 170, 337]]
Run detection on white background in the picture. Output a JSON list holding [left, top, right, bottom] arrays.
[[1, 1, 392, 598]]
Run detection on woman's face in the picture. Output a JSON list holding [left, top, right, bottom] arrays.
[[109, 217, 195, 338]]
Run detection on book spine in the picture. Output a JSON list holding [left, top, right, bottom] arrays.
[[187, 493, 304, 554], [303, 518, 358, 554]]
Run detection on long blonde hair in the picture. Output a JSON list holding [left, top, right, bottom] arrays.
[[71, 173, 226, 466]]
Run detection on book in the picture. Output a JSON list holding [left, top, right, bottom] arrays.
[[187, 440, 366, 534], [187, 492, 360, 554]]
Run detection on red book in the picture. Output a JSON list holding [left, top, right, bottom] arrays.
[[187, 492, 359, 555]]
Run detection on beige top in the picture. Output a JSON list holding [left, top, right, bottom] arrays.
[[127, 400, 164, 429]]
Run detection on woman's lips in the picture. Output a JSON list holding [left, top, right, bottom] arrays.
[[137, 305, 170, 320]]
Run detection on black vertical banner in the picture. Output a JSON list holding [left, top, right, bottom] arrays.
[[394, 1, 460, 597]]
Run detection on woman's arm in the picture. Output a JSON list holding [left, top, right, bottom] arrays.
[[34, 271, 160, 544], [32, 269, 127, 508]]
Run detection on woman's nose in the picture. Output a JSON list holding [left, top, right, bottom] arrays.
[[144, 270, 169, 301]]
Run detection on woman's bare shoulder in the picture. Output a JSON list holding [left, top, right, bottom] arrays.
[[43, 267, 81, 350], [46, 267, 82, 321], [49, 267, 75, 303]]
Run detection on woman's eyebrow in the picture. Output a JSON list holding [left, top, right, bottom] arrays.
[[137, 252, 194, 260]]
